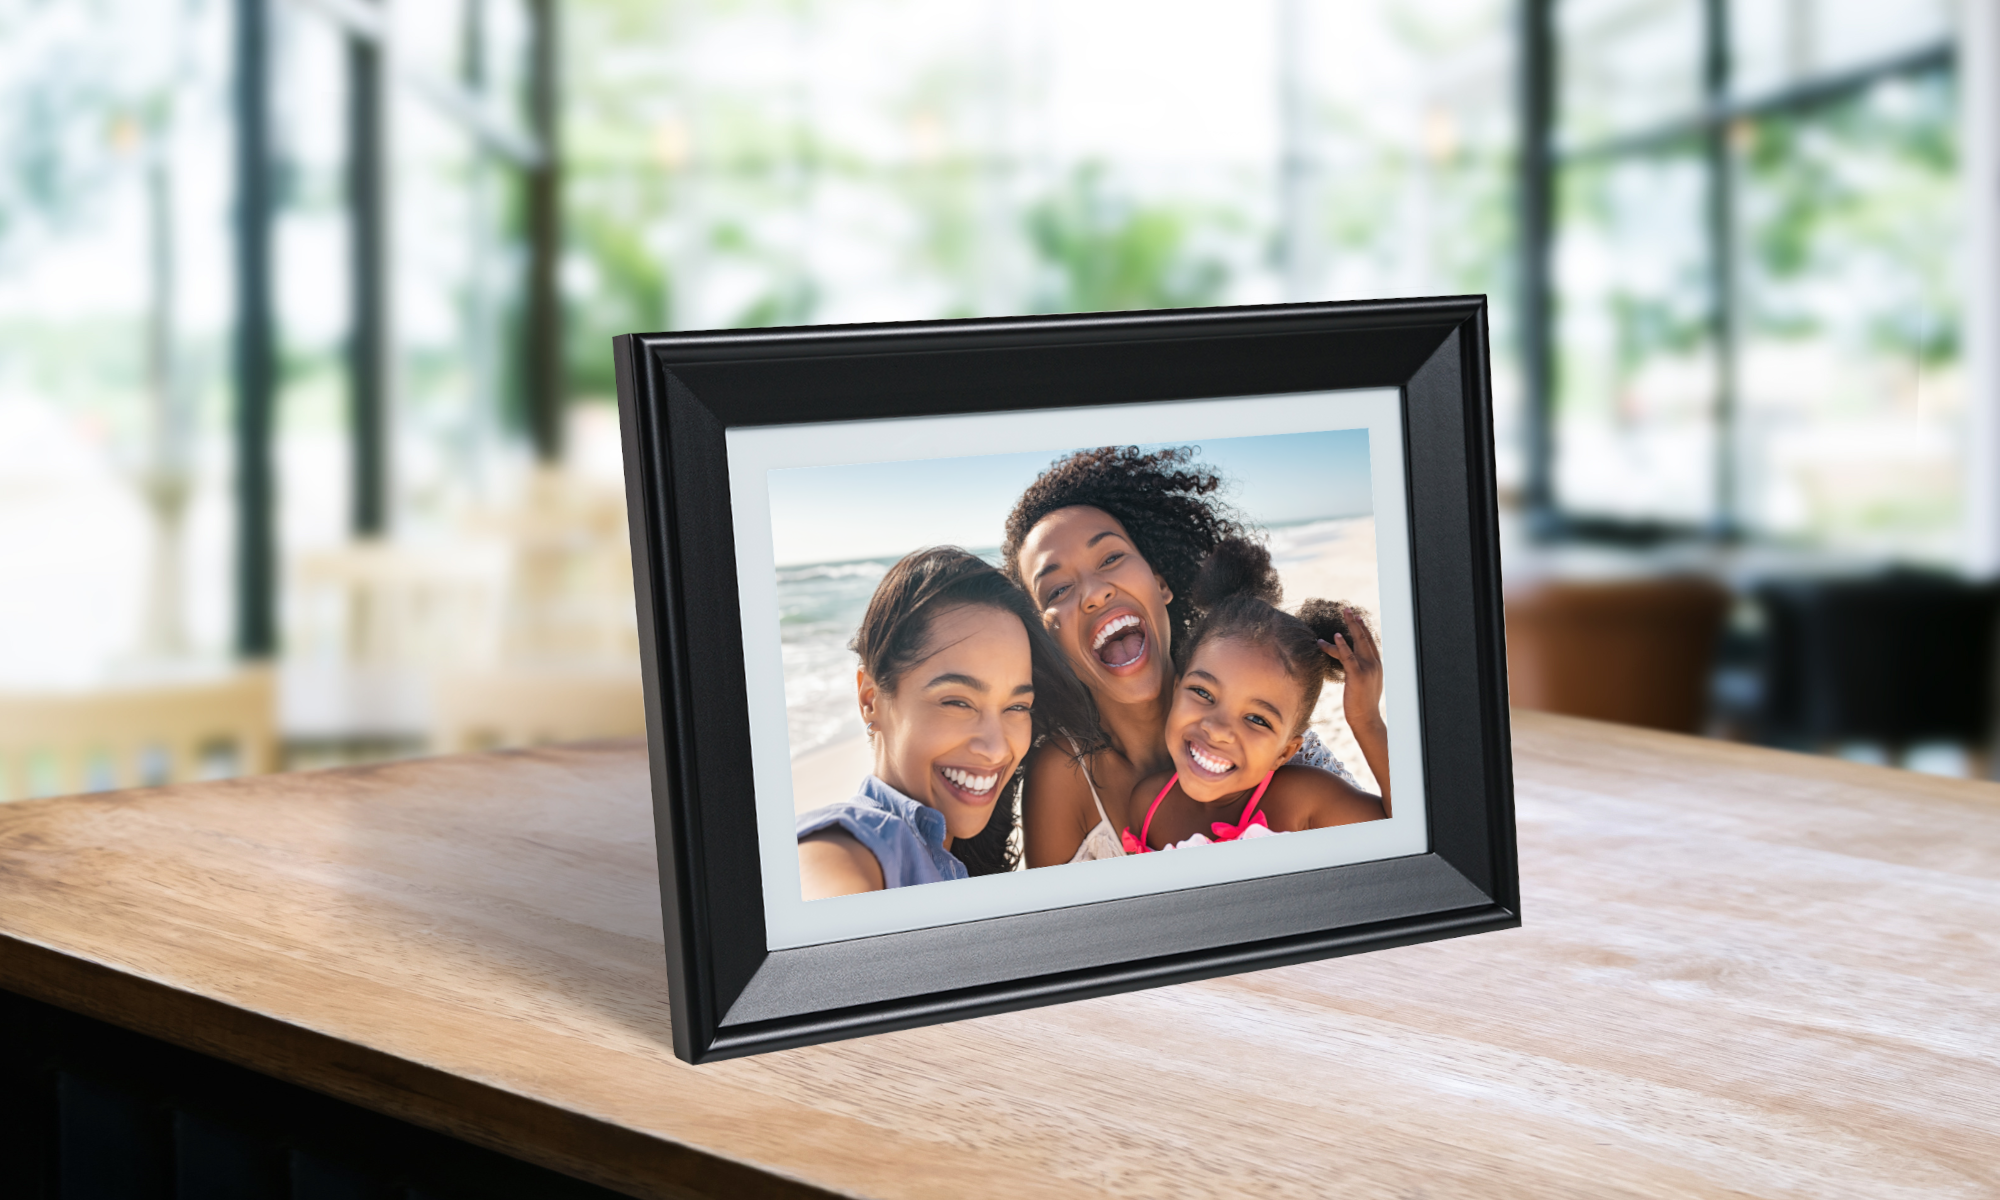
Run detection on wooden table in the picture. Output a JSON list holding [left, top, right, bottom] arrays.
[[2, 712, 1997, 1198]]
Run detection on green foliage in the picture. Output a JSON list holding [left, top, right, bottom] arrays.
[[1609, 291, 1705, 379], [900, 154, 984, 319], [1556, 149, 1713, 403], [0, 2, 168, 266], [889, 65, 994, 319], [730, 274, 818, 328], [564, 210, 671, 399], [1742, 71, 1960, 367], [1024, 164, 1229, 314]]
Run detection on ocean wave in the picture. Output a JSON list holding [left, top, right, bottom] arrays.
[[1267, 515, 1366, 562], [777, 560, 892, 584]]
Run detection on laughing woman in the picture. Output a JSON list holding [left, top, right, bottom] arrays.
[[1001, 446, 1391, 867], [797, 546, 1098, 898]]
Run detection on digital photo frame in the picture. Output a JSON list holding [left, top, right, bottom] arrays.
[[614, 298, 1518, 1063]]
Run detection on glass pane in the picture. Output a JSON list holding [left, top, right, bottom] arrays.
[[1553, 149, 1717, 523], [1731, 0, 1954, 103], [391, 80, 492, 523], [1, 0, 1524, 779], [566, 0, 1522, 470], [283, 1, 541, 752], [0, 0, 237, 685], [1735, 68, 1961, 555], [1295, 0, 1521, 482], [273, 10, 353, 577], [1557, 0, 1704, 149]]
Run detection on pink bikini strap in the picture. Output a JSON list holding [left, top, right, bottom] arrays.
[[1240, 771, 1275, 826], [1139, 770, 1275, 849], [1139, 773, 1177, 850]]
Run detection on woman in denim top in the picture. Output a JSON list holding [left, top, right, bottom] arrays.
[[797, 547, 1098, 897]]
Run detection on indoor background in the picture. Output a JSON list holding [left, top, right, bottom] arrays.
[[1, 0, 1993, 797]]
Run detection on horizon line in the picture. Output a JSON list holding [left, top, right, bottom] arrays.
[[771, 510, 1373, 571]]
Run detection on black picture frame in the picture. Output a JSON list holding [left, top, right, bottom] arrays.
[[614, 297, 1518, 1064]]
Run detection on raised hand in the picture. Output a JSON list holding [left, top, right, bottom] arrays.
[[1319, 604, 1390, 814]]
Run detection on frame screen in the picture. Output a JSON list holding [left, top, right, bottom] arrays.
[[728, 388, 1427, 949]]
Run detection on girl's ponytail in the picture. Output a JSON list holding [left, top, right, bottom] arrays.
[[1188, 536, 1282, 611], [1294, 597, 1354, 682]]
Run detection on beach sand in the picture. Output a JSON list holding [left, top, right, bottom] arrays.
[[793, 736, 874, 814], [1272, 516, 1382, 796], [788, 515, 1383, 814]]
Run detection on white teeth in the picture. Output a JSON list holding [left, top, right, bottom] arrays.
[[1189, 742, 1234, 775], [1093, 613, 1140, 651], [942, 766, 999, 794]]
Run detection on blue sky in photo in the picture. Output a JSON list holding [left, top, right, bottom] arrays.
[[768, 427, 1372, 566]]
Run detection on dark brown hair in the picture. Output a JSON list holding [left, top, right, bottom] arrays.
[[852, 546, 1100, 875], [1177, 538, 1359, 738], [1000, 445, 1248, 647]]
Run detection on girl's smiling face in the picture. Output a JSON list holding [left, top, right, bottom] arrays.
[[1015, 505, 1175, 711], [1166, 637, 1309, 803], [858, 603, 1035, 842]]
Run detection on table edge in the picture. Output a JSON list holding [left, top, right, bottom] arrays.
[[0, 932, 847, 1200]]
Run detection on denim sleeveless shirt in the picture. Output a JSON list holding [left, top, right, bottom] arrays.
[[796, 775, 968, 889]]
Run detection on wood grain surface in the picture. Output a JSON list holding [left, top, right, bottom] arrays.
[[1, 711, 1996, 1199]]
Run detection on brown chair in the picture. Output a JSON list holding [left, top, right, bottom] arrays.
[[1504, 575, 1731, 733]]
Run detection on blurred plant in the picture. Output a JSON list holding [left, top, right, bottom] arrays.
[[727, 269, 819, 329], [562, 0, 837, 362], [890, 82, 982, 319], [1607, 290, 1706, 384], [0, 4, 118, 260], [563, 210, 671, 399], [0, 0, 202, 440], [1556, 148, 1713, 420], [1313, 2, 1515, 312], [0, 1, 199, 264], [558, 0, 689, 399], [1741, 72, 1959, 370], [1024, 164, 1230, 314]]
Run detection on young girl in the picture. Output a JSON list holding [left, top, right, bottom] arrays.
[[1122, 539, 1388, 853], [798, 547, 1098, 897]]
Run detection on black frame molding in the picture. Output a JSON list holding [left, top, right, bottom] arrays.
[[614, 297, 1519, 1063]]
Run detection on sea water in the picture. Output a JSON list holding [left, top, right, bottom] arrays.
[[778, 557, 890, 760], [778, 550, 1001, 759]]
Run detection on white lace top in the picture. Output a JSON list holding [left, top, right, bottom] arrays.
[[1068, 766, 1126, 864]]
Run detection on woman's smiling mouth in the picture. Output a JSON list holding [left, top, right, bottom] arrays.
[[1185, 739, 1236, 779], [939, 764, 1003, 800], [1090, 611, 1149, 672]]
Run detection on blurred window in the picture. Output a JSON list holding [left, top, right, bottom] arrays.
[[564, 0, 1521, 461], [1535, 0, 1960, 554], [2, 0, 1526, 779], [1557, 0, 1704, 143], [0, 0, 236, 684]]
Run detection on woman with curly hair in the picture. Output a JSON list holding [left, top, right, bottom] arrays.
[[1001, 446, 1389, 866]]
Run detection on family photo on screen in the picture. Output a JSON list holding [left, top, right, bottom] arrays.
[[772, 433, 1392, 899]]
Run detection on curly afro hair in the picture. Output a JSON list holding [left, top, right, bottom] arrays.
[[1001, 445, 1248, 648]]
